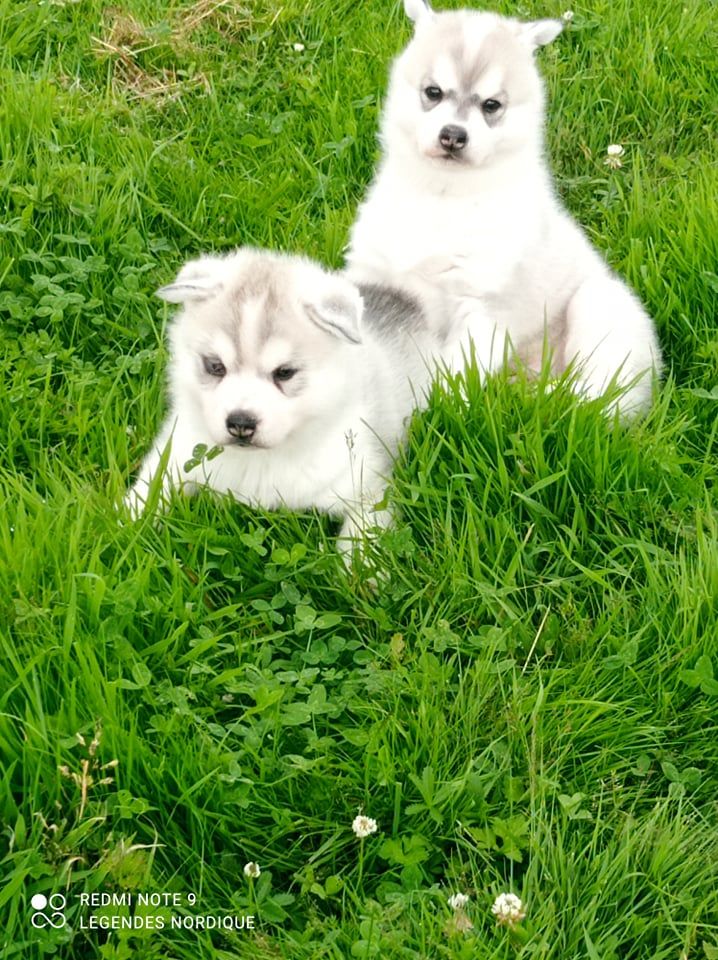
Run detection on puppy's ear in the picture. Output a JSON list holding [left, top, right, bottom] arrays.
[[156, 278, 223, 303], [519, 18, 564, 50], [404, 0, 433, 26], [304, 280, 363, 346], [156, 256, 226, 303]]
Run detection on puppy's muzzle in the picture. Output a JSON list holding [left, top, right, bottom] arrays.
[[439, 124, 468, 154], [226, 410, 259, 444]]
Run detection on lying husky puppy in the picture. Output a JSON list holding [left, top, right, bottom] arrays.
[[124, 248, 442, 549], [347, 0, 662, 416]]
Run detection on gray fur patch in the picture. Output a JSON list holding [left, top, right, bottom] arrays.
[[409, 16, 537, 117], [358, 284, 426, 338], [228, 261, 279, 307], [453, 39, 490, 92], [220, 268, 284, 359]]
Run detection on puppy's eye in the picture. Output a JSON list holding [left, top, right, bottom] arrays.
[[202, 356, 226, 378], [482, 98, 502, 114], [273, 365, 297, 384], [424, 85, 443, 102]]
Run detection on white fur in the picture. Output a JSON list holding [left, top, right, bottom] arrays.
[[125, 248, 439, 550], [347, 5, 662, 416]]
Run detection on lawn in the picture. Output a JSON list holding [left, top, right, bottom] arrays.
[[1, 0, 717, 957]]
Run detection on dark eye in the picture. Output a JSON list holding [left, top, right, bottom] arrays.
[[273, 365, 297, 385], [424, 85, 443, 102], [202, 356, 226, 378], [482, 98, 502, 114]]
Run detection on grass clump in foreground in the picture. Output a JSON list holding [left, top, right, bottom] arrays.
[[1, 0, 717, 957]]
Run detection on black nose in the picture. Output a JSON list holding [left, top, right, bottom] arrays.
[[439, 124, 468, 152], [226, 411, 258, 442]]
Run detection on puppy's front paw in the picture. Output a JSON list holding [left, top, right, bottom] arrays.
[[337, 511, 393, 591]]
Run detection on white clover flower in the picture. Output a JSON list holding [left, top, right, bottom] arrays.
[[243, 861, 261, 879], [352, 814, 378, 838], [492, 892, 526, 926], [448, 892, 470, 911], [604, 143, 625, 169], [293, 42, 305, 52], [562, 10, 574, 21]]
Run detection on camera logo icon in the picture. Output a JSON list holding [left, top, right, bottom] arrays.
[[30, 893, 67, 929]]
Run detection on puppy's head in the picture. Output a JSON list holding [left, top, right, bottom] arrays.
[[382, 1, 562, 172], [158, 249, 363, 450]]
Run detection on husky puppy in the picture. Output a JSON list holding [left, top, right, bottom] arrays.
[[347, 0, 662, 415], [124, 248, 440, 549]]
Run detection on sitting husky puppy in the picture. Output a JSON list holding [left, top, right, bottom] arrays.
[[124, 248, 441, 549], [347, 0, 662, 416]]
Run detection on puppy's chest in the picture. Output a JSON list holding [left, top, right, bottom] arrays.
[[203, 429, 381, 514], [360, 187, 534, 290]]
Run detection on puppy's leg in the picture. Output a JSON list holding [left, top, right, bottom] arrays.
[[123, 420, 196, 517], [436, 306, 512, 403], [336, 495, 393, 568], [459, 313, 511, 380], [123, 434, 171, 518], [564, 275, 662, 417]]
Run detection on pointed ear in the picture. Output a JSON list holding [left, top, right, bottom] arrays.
[[404, 0, 433, 26], [304, 281, 363, 346], [156, 256, 226, 304], [519, 18, 564, 50], [156, 278, 223, 303]]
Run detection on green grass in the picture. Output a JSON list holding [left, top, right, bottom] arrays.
[[1, 0, 717, 957]]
